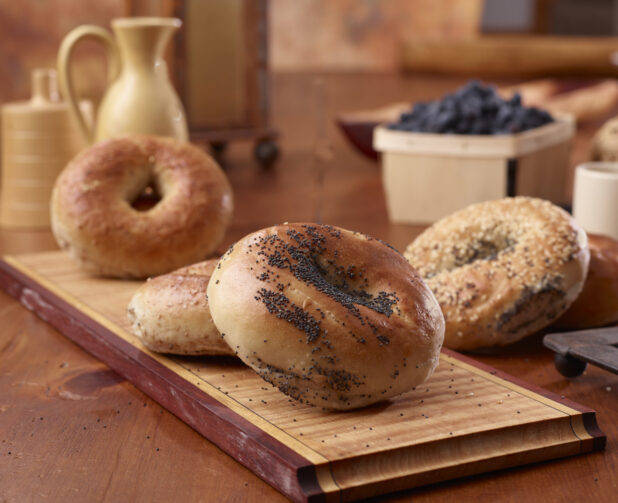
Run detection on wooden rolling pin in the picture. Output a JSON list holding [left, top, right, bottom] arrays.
[[402, 36, 618, 77]]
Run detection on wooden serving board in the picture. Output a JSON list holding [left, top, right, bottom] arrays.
[[0, 251, 606, 503]]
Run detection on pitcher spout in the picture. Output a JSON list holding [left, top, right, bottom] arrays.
[[112, 17, 181, 69]]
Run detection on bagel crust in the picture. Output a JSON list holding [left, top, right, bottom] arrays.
[[405, 197, 589, 351], [128, 259, 233, 356], [51, 135, 233, 278], [554, 233, 618, 329], [207, 223, 445, 410]]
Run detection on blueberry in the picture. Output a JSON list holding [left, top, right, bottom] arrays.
[[388, 80, 553, 134], [508, 92, 522, 107], [455, 117, 472, 134], [438, 110, 457, 129], [411, 102, 429, 116], [495, 106, 513, 126], [483, 95, 501, 114]]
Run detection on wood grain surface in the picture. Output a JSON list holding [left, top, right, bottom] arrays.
[[1, 73, 617, 502], [0, 251, 605, 501]]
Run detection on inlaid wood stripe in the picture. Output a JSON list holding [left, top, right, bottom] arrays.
[[0, 251, 606, 501], [4, 253, 605, 453]]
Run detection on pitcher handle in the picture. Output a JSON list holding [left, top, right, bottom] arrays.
[[57, 25, 120, 144]]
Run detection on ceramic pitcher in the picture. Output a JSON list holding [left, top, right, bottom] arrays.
[[57, 17, 188, 144]]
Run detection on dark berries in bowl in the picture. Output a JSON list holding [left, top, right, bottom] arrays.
[[387, 80, 554, 135]]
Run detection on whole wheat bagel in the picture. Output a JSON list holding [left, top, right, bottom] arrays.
[[554, 233, 618, 329], [127, 259, 234, 356], [592, 116, 618, 161], [207, 223, 445, 410], [51, 135, 233, 278], [404, 197, 589, 351]]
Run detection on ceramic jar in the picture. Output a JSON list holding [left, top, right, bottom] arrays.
[[0, 69, 90, 228]]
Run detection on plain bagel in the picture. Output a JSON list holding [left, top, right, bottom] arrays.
[[127, 259, 234, 356], [51, 135, 233, 278], [207, 223, 445, 410], [404, 197, 589, 351]]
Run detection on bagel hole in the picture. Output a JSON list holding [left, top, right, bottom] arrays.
[[131, 184, 161, 212], [452, 237, 517, 268]]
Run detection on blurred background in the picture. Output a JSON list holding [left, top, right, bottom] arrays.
[[2, 0, 618, 227], [2, 0, 618, 103]]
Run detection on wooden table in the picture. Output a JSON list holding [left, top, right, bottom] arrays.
[[1, 73, 616, 502]]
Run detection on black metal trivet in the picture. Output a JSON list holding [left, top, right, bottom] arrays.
[[543, 327, 618, 378]]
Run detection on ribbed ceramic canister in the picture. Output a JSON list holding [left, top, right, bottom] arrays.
[[0, 68, 90, 228]]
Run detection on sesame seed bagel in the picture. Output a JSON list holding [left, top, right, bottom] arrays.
[[51, 135, 233, 278], [207, 223, 445, 410], [404, 197, 589, 351], [128, 259, 234, 356], [554, 233, 618, 329]]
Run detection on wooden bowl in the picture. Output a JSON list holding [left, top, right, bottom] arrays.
[[337, 102, 409, 161]]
